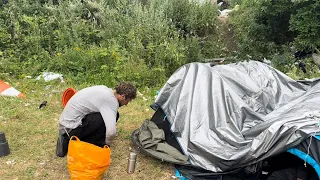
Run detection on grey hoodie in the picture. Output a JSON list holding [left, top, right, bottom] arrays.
[[59, 85, 119, 145]]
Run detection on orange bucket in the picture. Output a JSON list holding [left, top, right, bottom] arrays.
[[62, 88, 77, 108]]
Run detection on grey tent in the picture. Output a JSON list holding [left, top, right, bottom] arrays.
[[132, 61, 320, 179]]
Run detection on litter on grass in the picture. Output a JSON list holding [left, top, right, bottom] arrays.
[[36, 72, 64, 82]]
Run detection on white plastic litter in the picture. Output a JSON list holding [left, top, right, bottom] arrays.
[[6, 160, 15, 165], [219, 9, 233, 17], [36, 72, 64, 82]]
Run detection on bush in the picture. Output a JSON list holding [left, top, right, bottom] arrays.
[[290, 0, 320, 51], [0, 0, 220, 88], [229, 0, 297, 59], [229, 0, 320, 58]]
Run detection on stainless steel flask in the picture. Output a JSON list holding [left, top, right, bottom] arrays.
[[127, 151, 137, 173]]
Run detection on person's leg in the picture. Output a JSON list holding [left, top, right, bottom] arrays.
[[69, 112, 106, 147]]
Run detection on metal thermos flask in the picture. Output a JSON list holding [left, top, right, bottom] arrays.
[[127, 151, 137, 174]]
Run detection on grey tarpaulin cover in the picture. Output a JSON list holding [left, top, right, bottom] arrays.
[[155, 60, 320, 172]]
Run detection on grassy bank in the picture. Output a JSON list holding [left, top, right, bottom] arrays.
[[0, 79, 173, 179]]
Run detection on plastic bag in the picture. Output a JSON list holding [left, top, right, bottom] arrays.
[[67, 136, 111, 180]]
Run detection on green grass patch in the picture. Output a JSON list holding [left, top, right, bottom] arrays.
[[0, 79, 174, 179]]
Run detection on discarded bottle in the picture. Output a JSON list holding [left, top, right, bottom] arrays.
[[127, 151, 137, 174]]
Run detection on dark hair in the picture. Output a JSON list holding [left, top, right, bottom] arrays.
[[114, 82, 137, 99]]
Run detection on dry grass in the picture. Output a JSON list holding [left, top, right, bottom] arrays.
[[0, 79, 174, 180]]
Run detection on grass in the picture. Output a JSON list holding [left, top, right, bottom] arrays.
[[0, 79, 174, 180]]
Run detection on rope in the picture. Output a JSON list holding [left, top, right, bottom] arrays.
[[64, 127, 70, 138]]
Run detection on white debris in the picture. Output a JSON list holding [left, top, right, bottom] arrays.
[[51, 89, 60, 93], [6, 160, 15, 165], [36, 72, 64, 82], [219, 9, 233, 17]]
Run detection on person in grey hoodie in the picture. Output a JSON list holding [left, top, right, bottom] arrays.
[[56, 82, 137, 157]]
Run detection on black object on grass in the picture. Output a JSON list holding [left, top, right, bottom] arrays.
[[39, 101, 47, 109]]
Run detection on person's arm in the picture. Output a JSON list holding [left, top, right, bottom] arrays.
[[99, 105, 118, 145]]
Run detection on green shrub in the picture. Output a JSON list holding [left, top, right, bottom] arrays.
[[0, 0, 221, 87], [228, 0, 320, 80], [290, 0, 320, 51], [229, 0, 296, 59]]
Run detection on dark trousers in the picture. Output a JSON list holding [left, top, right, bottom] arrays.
[[68, 112, 106, 147], [56, 112, 119, 157]]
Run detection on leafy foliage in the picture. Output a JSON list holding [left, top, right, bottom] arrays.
[[229, 0, 320, 57], [1, 0, 319, 86], [228, 0, 320, 78], [229, 0, 296, 59], [0, 0, 220, 88], [290, 0, 320, 51]]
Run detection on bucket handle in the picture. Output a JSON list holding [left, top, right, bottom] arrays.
[[70, 136, 110, 149]]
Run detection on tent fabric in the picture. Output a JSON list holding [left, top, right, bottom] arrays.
[[288, 135, 320, 178], [155, 61, 320, 172], [136, 120, 189, 163]]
